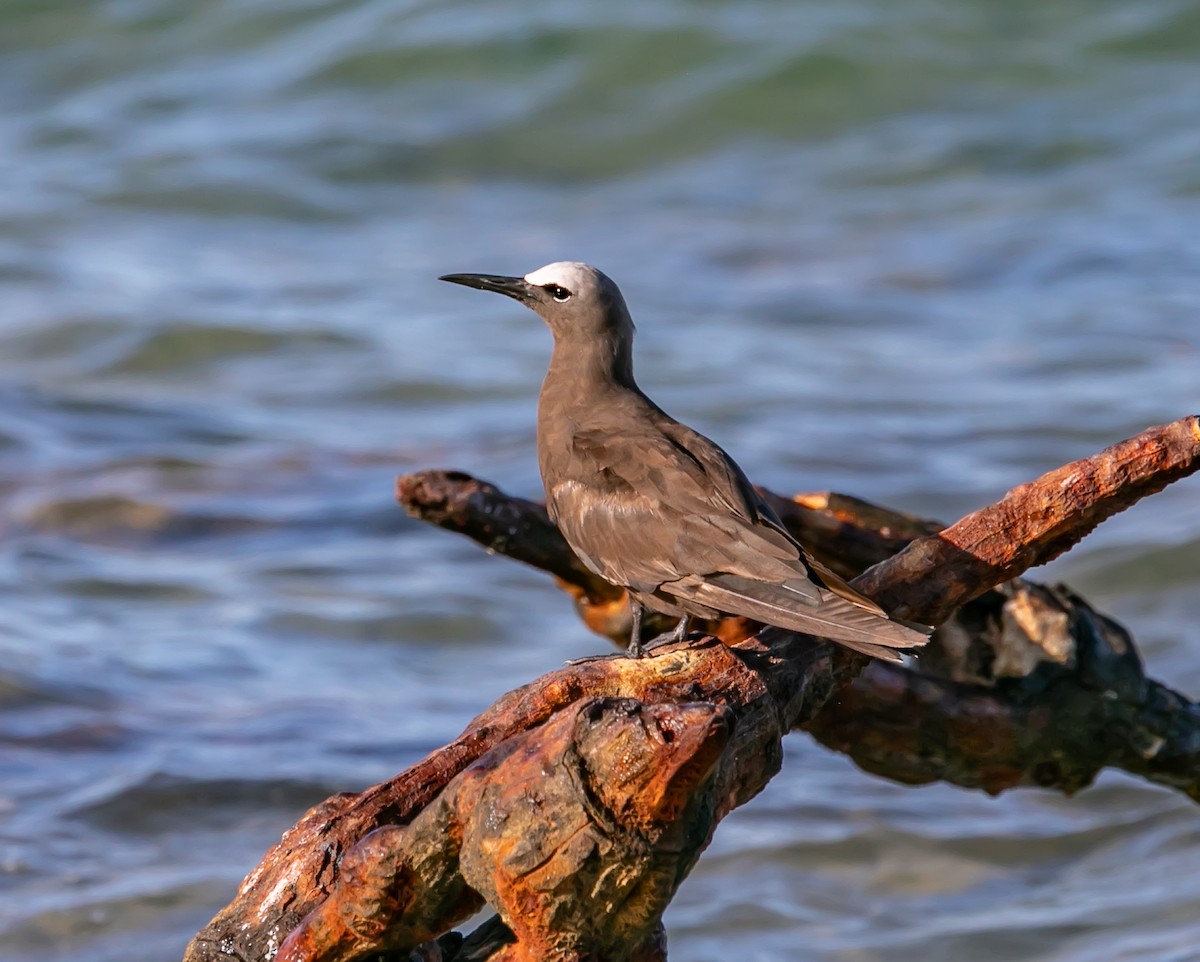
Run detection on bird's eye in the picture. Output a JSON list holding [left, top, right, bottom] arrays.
[[545, 284, 572, 302]]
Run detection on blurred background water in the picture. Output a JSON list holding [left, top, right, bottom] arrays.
[[1, 1, 1199, 960]]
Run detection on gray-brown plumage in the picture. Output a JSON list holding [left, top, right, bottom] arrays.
[[439, 262, 930, 662]]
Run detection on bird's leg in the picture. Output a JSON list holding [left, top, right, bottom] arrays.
[[646, 615, 690, 652], [625, 597, 646, 658], [565, 594, 647, 665]]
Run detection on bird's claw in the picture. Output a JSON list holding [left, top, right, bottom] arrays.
[[564, 650, 635, 667]]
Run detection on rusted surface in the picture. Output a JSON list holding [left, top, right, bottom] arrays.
[[806, 583, 1200, 800], [854, 416, 1200, 622], [188, 417, 1200, 962], [276, 698, 731, 962], [188, 638, 788, 962]]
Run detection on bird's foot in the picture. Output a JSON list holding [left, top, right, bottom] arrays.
[[564, 648, 638, 667], [564, 633, 649, 666], [643, 616, 691, 653], [564, 615, 686, 665]]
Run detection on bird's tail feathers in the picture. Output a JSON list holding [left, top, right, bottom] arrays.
[[669, 574, 930, 663]]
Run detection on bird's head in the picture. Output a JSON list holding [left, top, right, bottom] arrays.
[[439, 261, 633, 343]]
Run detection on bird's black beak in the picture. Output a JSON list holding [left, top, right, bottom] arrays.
[[438, 273, 532, 302]]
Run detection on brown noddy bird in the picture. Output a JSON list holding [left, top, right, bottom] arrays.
[[439, 262, 930, 662]]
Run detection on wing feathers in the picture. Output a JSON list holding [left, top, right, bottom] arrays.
[[802, 554, 889, 618], [666, 574, 930, 661], [556, 416, 932, 663]]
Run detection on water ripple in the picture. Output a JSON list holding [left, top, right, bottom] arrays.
[[2, 2, 1198, 960]]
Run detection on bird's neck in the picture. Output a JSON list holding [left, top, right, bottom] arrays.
[[538, 332, 641, 491], [544, 331, 637, 401]]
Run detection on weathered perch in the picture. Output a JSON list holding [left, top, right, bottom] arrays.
[[397, 421, 1200, 800], [186, 417, 1200, 962]]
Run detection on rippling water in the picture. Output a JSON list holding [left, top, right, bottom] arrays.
[[2, 2, 1199, 960]]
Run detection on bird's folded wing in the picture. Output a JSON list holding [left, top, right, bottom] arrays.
[[801, 553, 888, 617], [547, 479, 688, 592], [651, 416, 781, 527], [560, 422, 930, 652]]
